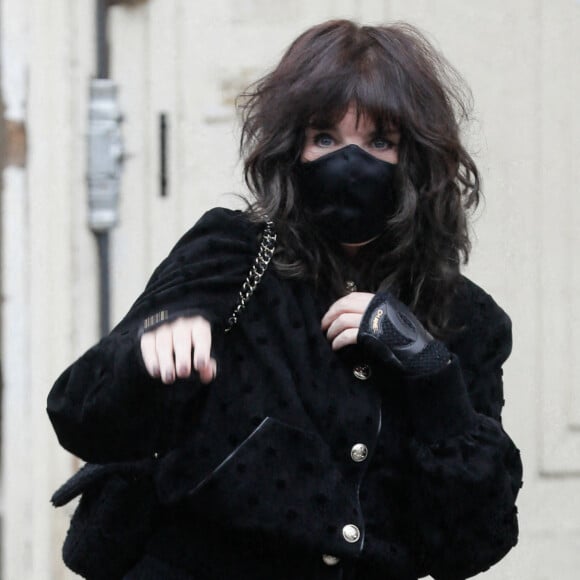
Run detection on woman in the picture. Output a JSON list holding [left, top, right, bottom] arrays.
[[48, 19, 523, 580]]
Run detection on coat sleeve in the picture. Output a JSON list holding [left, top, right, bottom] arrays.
[[403, 284, 523, 580], [46, 208, 260, 463]]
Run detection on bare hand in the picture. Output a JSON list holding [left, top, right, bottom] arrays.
[[140, 316, 216, 385], [321, 292, 375, 350]]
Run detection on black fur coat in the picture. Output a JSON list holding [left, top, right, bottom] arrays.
[[47, 208, 523, 580]]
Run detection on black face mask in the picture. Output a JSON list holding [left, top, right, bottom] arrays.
[[295, 144, 398, 244]]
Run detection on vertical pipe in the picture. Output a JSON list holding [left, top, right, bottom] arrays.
[[96, 232, 111, 337], [95, 0, 111, 336], [96, 0, 109, 79]]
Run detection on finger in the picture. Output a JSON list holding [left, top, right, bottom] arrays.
[[155, 325, 176, 384], [173, 320, 193, 378], [326, 313, 362, 343], [199, 357, 217, 385], [321, 297, 350, 331], [191, 318, 214, 383], [191, 318, 212, 368], [331, 328, 359, 351], [321, 292, 374, 330], [140, 332, 160, 378]]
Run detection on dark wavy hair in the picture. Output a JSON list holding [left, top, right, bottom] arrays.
[[237, 20, 480, 337]]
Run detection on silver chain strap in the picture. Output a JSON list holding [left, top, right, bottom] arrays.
[[225, 220, 277, 333]]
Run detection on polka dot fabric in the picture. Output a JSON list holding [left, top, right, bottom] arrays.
[[48, 208, 522, 580]]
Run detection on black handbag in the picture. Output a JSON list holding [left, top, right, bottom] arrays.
[[51, 220, 276, 579], [51, 459, 158, 579]]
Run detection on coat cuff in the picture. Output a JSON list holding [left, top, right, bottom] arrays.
[[404, 354, 476, 442]]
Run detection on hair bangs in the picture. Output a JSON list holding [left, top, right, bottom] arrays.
[[351, 75, 402, 133], [300, 72, 401, 136]]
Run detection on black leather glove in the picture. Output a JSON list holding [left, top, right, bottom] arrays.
[[357, 291, 451, 376]]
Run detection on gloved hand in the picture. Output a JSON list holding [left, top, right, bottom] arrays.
[[357, 291, 451, 376]]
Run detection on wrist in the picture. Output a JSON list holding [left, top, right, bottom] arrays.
[[404, 340, 451, 377]]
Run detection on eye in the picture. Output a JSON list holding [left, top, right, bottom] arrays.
[[371, 137, 394, 150], [313, 132, 335, 147]]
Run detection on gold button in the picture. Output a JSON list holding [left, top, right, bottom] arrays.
[[322, 554, 340, 566], [353, 364, 371, 380], [350, 443, 368, 462], [342, 524, 361, 543], [345, 280, 357, 293]]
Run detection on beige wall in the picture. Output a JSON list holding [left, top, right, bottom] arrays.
[[1, 0, 578, 578]]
